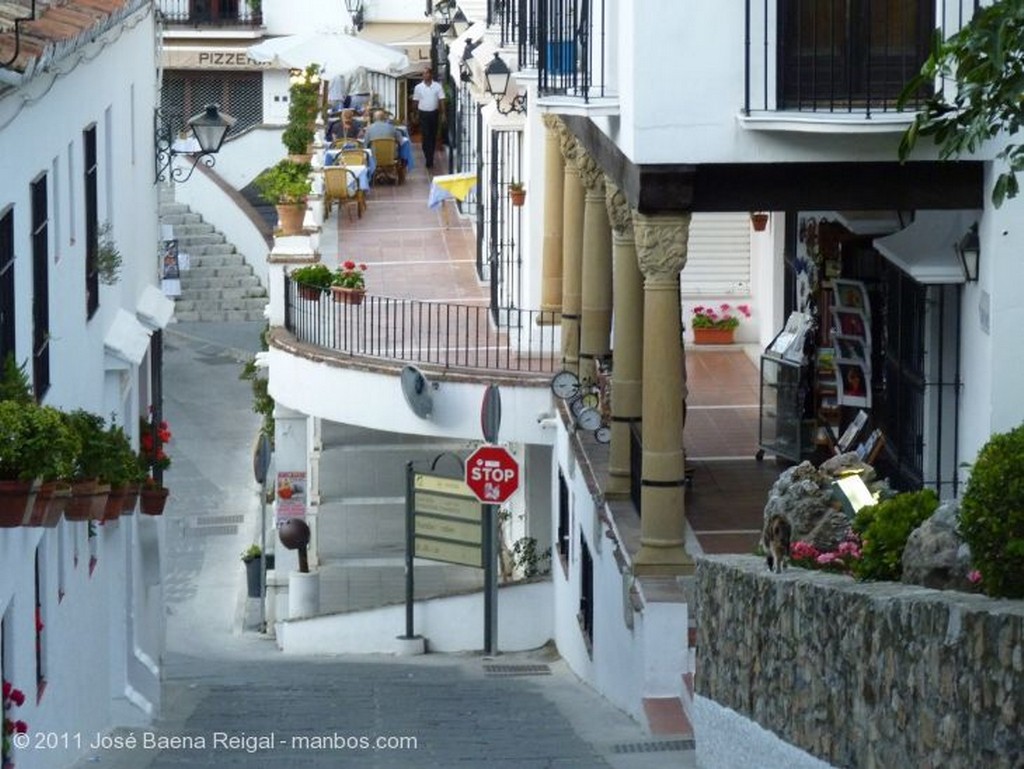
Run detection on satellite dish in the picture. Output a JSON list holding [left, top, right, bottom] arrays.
[[400, 365, 433, 419]]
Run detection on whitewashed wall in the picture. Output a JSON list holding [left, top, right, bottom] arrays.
[[0, 6, 164, 769]]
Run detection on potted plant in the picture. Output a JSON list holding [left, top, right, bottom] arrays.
[[0, 402, 73, 526], [283, 64, 322, 160], [96, 424, 141, 522], [750, 212, 770, 232], [290, 263, 333, 301], [138, 412, 172, 516], [690, 303, 752, 345], [62, 410, 112, 521], [509, 181, 526, 207], [253, 159, 312, 236], [241, 544, 265, 598], [26, 406, 81, 528], [331, 260, 367, 305]]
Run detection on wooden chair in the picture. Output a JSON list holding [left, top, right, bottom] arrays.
[[323, 166, 365, 221], [339, 148, 368, 167], [369, 138, 403, 185]]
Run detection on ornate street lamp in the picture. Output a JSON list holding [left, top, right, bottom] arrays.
[[154, 103, 236, 184], [484, 53, 526, 115]]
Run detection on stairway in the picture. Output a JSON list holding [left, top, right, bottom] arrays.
[[158, 190, 268, 322]]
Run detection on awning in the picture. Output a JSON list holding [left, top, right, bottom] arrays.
[[136, 285, 176, 331], [872, 210, 980, 284], [105, 309, 153, 367]]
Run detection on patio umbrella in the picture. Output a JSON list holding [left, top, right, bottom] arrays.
[[247, 33, 409, 79]]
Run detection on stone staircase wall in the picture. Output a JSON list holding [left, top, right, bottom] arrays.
[[159, 192, 268, 322]]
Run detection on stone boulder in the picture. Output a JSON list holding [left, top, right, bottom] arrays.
[[762, 452, 886, 551], [901, 501, 976, 591]]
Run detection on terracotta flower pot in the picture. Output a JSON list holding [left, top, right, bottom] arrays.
[[298, 284, 323, 301], [27, 481, 71, 527], [509, 188, 526, 207], [0, 479, 36, 527], [750, 212, 769, 231], [693, 327, 736, 345], [140, 486, 169, 516], [102, 486, 126, 523], [66, 479, 99, 522], [276, 203, 307, 235], [121, 483, 141, 515], [331, 286, 365, 305]]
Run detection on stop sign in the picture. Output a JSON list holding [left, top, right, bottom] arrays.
[[465, 445, 520, 503]]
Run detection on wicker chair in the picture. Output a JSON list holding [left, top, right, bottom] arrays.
[[369, 138, 403, 185], [323, 166, 365, 221]]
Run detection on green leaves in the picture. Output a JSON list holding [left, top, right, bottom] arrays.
[[898, 2, 1024, 207]]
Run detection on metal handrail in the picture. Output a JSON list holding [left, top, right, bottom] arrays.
[[284, 277, 559, 375]]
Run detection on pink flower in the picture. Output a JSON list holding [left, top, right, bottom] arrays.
[[967, 569, 982, 584], [737, 304, 752, 317], [13, 720, 27, 734], [9, 689, 24, 707], [343, 260, 356, 270], [791, 541, 820, 560], [816, 552, 838, 565]]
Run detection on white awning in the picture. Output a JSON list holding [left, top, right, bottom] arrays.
[[105, 309, 153, 367], [872, 210, 980, 284], [136, 285, 176, 330]]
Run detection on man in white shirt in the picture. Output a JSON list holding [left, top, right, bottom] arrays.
[[412, 68, 445, 171]]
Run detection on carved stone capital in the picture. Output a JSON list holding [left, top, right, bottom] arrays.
[[542, 114, 563, 133], [576, 152, 605, 193], [633, 213, 690, 282], [559, 130, 583, 166], [604, 179, 633, 237]]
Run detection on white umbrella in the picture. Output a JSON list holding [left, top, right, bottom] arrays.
[[247, 33, 409, 79]]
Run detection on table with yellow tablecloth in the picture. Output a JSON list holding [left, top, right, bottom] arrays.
[[428, 173, 478, 209]]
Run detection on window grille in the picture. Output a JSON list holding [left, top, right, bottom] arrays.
[[0, 208, 14, 365], [31, 175, 50, 400], [160, 71, 263, 134]]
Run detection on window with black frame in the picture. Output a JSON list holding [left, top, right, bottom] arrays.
[[31, 176, 50, 400], [778, 0, 935, 112], [0, 208, 14, 365]]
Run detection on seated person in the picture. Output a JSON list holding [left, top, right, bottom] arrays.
[[325, 115, 344, 144], [363, 110, 399, 143]]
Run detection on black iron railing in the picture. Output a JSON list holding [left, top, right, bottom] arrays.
[[159, 0, 261, 27], [536, 0, 608, 101], [284, 279, 559, 374], [745, 0, 977, 116], [489, 0, 540, 69], [488, 130, 525, 319]]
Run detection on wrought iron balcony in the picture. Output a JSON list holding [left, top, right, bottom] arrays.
[[536, 0, 609, 101], [745, 0, 976, 116], [159, 0, 262, 29], [284, 280, 559, 376]]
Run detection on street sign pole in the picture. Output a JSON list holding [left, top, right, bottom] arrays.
[[483, 502, 498, 655], [404, 461, 415, 639]]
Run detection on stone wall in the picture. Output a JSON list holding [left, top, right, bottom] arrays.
[[696, 555, 1024, 769]]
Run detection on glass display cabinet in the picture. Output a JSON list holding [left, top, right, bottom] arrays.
[[758, 353, 813, 463]]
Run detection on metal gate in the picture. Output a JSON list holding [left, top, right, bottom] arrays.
[[487, 129, 524, 322]]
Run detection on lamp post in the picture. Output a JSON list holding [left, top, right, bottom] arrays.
[[154, 103, 236, 184], [344, 0, 364, 32], [484, 53, 527, 115]]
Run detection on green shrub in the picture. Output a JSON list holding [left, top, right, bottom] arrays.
[[852, 489, 939, 581], [960, 424, 1024, 598], [253, 159, 312, 205], [290, 263, 334, 290]]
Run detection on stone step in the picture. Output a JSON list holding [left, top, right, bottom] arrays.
[[174, 297, 268, 313], [158, 202, 191, 216], [183, 265, 256, 280], [181, 243, 239, 258], [170, 222, 217, 237], [159, 212, 205, 227], [183, 252, 244, 269], [170, 233, 224, 247], [174, 308, 267, 323], [179, 274, 263, 290], [184, 286, 268, 301]]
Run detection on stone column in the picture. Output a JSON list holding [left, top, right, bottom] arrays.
[[604, 181, 643, 498], [540, 115, 565, 321], [576, 154, 612, 386], [559, 131, 585, 374], [633, 212, 694, 576]]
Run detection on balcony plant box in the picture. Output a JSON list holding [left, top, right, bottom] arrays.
[[27, 481, 71, 527], [693, 327, 736, 345], [140, 483, 169, 516], [291, 263, 333, 301], [331, 261, 366, 305], [331, 286, 365, 305]]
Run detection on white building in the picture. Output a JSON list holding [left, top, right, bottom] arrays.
[[0, 2, 169, 767], [156, 0, 1022, 753]]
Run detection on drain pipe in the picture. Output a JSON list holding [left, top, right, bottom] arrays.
[[0, 0, 37, 71]]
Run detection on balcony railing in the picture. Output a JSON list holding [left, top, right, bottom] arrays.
[[284, 279, 559, 375], [745, 0, 977, 116], [536, 0, 609, 101], [159, 0, 261, 28], [489, 0, 540, 69]]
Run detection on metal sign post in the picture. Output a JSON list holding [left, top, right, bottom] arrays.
[[253, 432, 272, 634], [483, 502, 498, 655]]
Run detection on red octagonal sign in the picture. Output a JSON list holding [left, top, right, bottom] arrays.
[[465, 445, 520, 503]]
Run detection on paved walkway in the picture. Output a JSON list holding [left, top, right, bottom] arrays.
[[63, 321, 692, 769]]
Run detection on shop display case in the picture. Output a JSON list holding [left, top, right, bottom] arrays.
[[758, 353, 814, 463]]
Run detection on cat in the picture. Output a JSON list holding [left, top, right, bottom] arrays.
[[762, 513, 792, 574]]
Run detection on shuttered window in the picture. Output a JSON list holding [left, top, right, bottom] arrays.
[[681, 213, 752, 296]]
